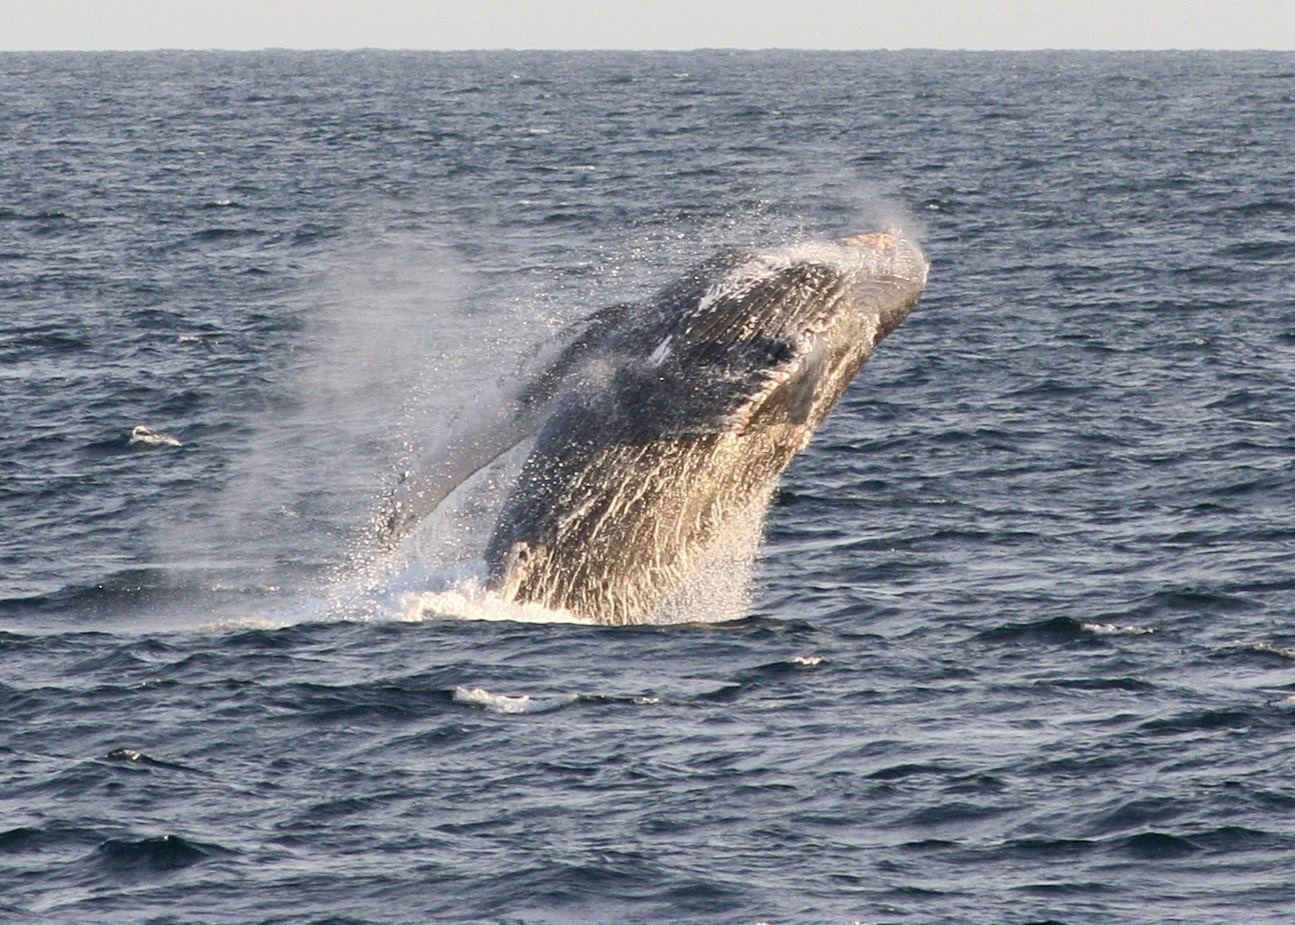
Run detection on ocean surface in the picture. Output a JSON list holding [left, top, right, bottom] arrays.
[[2, 49, 1293, 924]]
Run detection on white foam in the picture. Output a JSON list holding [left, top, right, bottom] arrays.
[[1082, 622, 1155, 636], [129, 425, 182, 447], [452, 685, 578, 714], [452, 686, 534, 714], [398, 579, 597, 625]]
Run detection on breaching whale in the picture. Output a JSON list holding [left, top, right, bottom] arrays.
[[383, 232, 928, 625]]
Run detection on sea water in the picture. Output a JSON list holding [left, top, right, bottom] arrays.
[[2, 50, 1294, 924]]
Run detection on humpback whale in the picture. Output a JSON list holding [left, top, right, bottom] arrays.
[[384, 232, 928, 625]]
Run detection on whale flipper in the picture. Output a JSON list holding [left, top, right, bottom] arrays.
[[378, 414, 535, 545], [378, 302, 645, 545]]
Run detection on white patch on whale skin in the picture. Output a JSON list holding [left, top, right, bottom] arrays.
[[648, 335, 673, 367]]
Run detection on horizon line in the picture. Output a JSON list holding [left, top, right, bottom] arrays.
[[3, 45, 1293, 53]]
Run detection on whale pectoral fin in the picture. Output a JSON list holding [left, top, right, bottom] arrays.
[[377, 413, 538, 547], [380, 304, 648, 546]]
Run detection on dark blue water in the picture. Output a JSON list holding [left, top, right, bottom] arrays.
[[3, 50, 1294, 924]]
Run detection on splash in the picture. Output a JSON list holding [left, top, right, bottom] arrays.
[[148, 215, 563, 629], [398, 578, 596, 626]]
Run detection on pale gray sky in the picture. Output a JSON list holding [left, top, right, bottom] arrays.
[[4, 0, 1295, 51]]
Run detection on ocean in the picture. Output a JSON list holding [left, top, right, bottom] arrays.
[[2, 49, 1293, 924]]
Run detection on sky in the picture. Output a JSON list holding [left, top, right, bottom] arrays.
[[4, 0, 1294, 51]]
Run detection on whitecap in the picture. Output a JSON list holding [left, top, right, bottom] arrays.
[[129, 425, 182, 448], [452, 685, 577, 715], [452, 686, 534, 714], [1082, 622, 1154, 636], [792, 655, 825, 667]]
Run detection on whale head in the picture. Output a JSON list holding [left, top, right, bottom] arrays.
[[835, 230, 930, 341]]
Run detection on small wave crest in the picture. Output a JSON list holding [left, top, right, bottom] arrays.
[[976, 616, 1155, 645], [1252, 641, 1295, 660], [96, 833, 230, 871], [103, 749, 196, 773]]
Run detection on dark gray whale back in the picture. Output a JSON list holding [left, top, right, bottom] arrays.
[[484, 233, 929, 625]]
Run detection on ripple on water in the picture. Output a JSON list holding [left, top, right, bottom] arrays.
[[3, 49, 1294, 925]]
